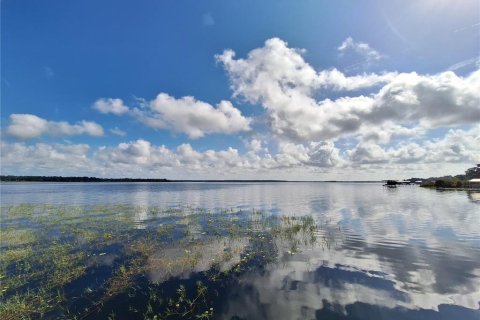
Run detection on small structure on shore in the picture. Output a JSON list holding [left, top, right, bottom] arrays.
[[383, 180, 397, 187], [382, 180, 412, 187], [467, 178, 480, 189]]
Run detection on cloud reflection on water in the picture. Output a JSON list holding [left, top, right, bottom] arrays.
[[1, 182, 479, 319]]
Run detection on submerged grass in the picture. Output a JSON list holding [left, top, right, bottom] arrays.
[[0, 204, 343, 319]]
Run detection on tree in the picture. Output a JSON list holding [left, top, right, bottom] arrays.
[[465, 165, 480, 179], [434, 180, 446, 188]]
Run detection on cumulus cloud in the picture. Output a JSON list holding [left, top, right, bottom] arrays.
[[93, 93, 251, 139], [92, 98, 130, 115], [348, 126, 480, 165], [337, 37, 382, 61], [372, 71, 480, 127], [273, 141, 343, 169], [357, 122, 424, 145], [2, 125, 478, 178], [217, 38, 395, 98], [1, 138, 342, 177], [3, 38, 479, 179], [1, 141, 91, 174], [217, 38, 480, 142], [306, 141, 343, 167], [95, 139, 342, 171], [95, 140, 248, 172], [246, 139, 264, 153], [133, 93, 251, 138], [348, 143, 389, 165], [6, 114, 104, 139], [95, 139, 176, 167]]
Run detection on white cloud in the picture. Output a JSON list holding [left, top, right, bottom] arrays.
[[357, 122, 424, 144], [92, 98, 130, 115], [3, 38, 479, 179], [133, 93, 251, 138], [6, 114, 104, 139], [337, 37, 382, 61], [306, 141, 343, 167], [2, 125, 478, 179], [348, 126, 480, 165], [246, 139, 263, 153], [92, 93, 251, 139], [109, 127, 127, 136], [372, 71, 480, 128], [316, 68, 396, 91], [1, 141, 91, 175], [348, 142, 389, 165], [116, 138, 340, 170], [217, 38, 394, 100], [272, 141, 338, 169], [217, 38, 480, 142], [95, 139, 174, 166]]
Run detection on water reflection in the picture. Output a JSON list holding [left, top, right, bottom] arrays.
[[1, 182, 479, 319], [214, 232, 480, 319], [468, 191, 480, 203]]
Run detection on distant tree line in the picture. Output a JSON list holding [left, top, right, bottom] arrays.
[[0, 176, 288, 183], [419, 164, 480, 189], [0, 175, 169, 182], [420, 178, 466, 189]]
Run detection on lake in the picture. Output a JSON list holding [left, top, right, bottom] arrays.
[[1, 182, 479, 319]]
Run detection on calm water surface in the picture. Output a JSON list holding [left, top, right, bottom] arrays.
[[1, 182, 479, 319]]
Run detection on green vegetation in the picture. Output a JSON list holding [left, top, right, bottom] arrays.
[[0, 204, 342, 319], [420, 178, 466, 189], [418, 164, 480, 189]]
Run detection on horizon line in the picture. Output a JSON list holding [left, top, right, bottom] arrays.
[[0, 175, 384, 183]]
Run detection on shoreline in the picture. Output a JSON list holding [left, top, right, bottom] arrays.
[[0, 179, 383, 183]]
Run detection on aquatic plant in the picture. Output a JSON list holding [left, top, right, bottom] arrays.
[[0, 204, 342, 319]]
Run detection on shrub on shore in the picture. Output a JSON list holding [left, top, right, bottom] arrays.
[[420, 178, 465, 189]]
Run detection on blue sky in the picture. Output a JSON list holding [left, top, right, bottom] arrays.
[[1, 0, 479, 179]]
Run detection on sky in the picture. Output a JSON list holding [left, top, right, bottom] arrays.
[[1, 0, 480, 180]]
